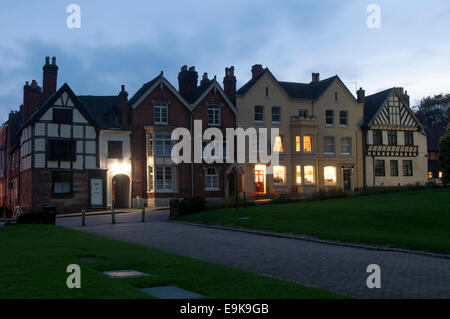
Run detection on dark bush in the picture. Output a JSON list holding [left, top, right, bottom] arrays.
[[177, 196, 207, 216], [16, 210, 56, 225]]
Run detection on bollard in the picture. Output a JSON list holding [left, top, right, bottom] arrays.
[[141, 207, 145, 223], [111, 207, 116, 224], [81, 209, 86, 226]]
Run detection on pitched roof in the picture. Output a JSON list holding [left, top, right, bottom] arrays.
[[191, 79, 238, 115], [363, 88, 395, 126], [77, 95, 121, 129], [236, 68, 338, 100], [128, 74, 160, 106]]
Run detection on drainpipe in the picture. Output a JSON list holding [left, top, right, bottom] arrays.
[[190, 113, 194, 197]]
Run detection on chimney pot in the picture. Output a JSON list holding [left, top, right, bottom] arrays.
[[51, 56, 56, 65], [45, 56, 50, 65], [357, 87, 365, 103], [43, 55, 58, 103]]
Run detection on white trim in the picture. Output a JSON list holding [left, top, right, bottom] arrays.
[[191, 79, 238, 115]]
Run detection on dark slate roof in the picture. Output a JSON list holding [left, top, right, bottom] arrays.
[[78, 96, 121, 129], [425, 124, 446, 151], [236, 68, 338, 101], [363, 88, 395, 126], [236, 70, 267, 96], [279, 76, 337, 100], [128, 75, 160, 106]]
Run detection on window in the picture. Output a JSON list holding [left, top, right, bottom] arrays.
[[296, 165, 301, 184], [334, 92, 338, 102], [428, 171, 433, 179], [339, 111, 348, 126], [325, 110, 334, 125], [323, 137, 335, 154], [273, 136, 284, 152], [148, 166, 153, 191], [265, 87, 269, 97], [388, 101, 400, 125], [208, 105, 221, 126], [155, 167, 172, 191], [273, 165, 286, 184], [303, 135, 312, 152], [388, 131, 397, 146], [272, 107, 281, 123], [403, 160, 413, 176], [254, 106, 264, 123], [298, 110, 308, 118], [155, 134, 172, 156], [439, 171, 443, 178], [148, 133, 153, 156], [324, 166, 337, 185], [374, 160, 385, 176], [48, 139, 76, 161], [154, 102, 168, 124], [52, 171, 72, 194], [295, 136, 301, 152], [404, 131, 414, 146], [373, 130, 383, 145], [205, 168, 219, 190], [53, 108, 73, 124], [304, 165, 315, 184], [340, 137, 351, 155], [390, 160, 398, 176], [107, 141, 123, 159]]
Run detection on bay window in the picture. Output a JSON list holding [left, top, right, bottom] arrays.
[[304, 165, 315, 184], [155, 166, 173, 191], [273, 165, 286, 184], [303, 135, 312, 152], [296, 165, 301, 184], [273, 136, 284, 152]]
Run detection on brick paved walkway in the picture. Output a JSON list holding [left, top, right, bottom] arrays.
[[57, 210, 450, 298]]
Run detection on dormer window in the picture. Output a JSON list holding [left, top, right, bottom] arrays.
[[154, 102, 168, 124], [208, 105, 221, 126]]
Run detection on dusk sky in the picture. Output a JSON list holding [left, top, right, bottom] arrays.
[[1, 0, 449, 123]]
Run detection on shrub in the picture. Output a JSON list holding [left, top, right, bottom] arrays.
[[177, 196, 207, 216], [207, 196, 256, 210], [16, 210, 56, 225]]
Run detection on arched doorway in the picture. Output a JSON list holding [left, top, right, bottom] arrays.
[[112, 174, 130, 208]]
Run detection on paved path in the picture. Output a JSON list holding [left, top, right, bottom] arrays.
[[57, 211, 450, 298]]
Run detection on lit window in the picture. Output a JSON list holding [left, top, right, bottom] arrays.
[[205, 168, 219, 190], [148, 133, 153, 156], [154, 102, 168, 124], [339, 111, 348, 126], [303, 135, 312, 152], [304, 165, 315, 184], [296, 165, 301, 184], [428, 171, 433, 179], [273, 165, 286, 184], [273, 136, 284, 152], [323, 137, 335, 154], [340, 137, 351, 155], [324, 166, 337, 185], [254, 106, 264, 123], [148, 166, 153, 190], [155, 167, 173, 191], [272, 106, 281, 123], [208, 105, 221, 126], [296, 136, 301, 152], [439, 171, 443, 178], [325, 110, 334, 125]]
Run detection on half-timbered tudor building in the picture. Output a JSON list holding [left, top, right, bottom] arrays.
[[362, 87, 428, 186]]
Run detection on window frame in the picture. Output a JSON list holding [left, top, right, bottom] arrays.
[[374, 160, 385, 176], [107, 141, 123, 159], [52, 171, 73, 195], [207, 105, 221, 126], [388, 131, 397, 146], [155, 166, 173, 191], [323, 136, 335, 154], [339, 111, 348, 127], [390, 160, 398, 177], [303, 135, 313, 152], [325, 110, 334, 126], [403, 160, 413, 176], [154, 102, 168, 125], [254, 105, 264, 123], [205, 168, 220, 190], [273, 165, 286, 184], [53, 107, 73, 124], [304, 165, 315, 184], [271, 106, 281, 124], [340, 137, 352, 155], [404, 131, 414, 146], [47, 139, 76, 162], [154, 134, 172, 157], [323, 166, 337, 185], [373, 130, 383, 145]]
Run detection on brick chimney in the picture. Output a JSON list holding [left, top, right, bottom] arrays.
[[42, 56, 58, 104], [23, 80, 42, 123], [178, 65, 198, 101], [223, 66, 236, 99], [311, 72, 320, 83], [119, 85, 129, 127], [200, 72, 210, 87], [357, 87, 365, 103], [251, 64, 264, 78]]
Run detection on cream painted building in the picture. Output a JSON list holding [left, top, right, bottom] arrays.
[[236, 65, 364, 196], [362, 87, 428, 186]]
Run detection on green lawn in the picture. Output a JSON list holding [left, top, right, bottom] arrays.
[[0, 225, 343, 299], [179, 188, 450, 254]]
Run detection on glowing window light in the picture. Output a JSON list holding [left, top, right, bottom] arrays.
[[324, 166, 337, 185]]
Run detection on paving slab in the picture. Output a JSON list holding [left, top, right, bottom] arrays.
[[103, 269, 151, 278], [141, 286, 204, 299]]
